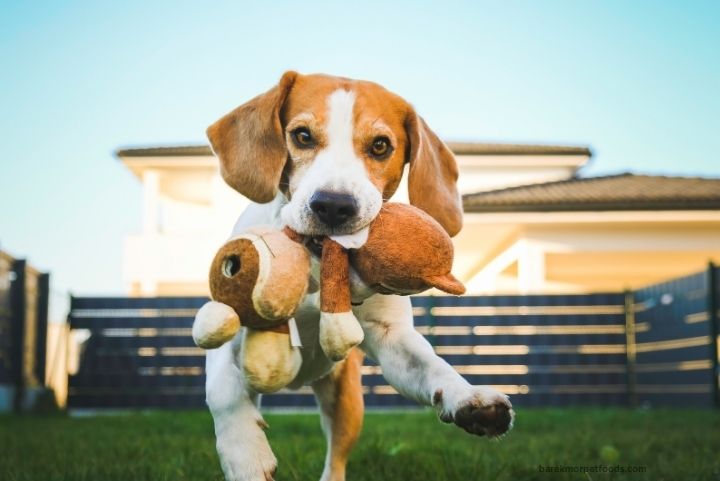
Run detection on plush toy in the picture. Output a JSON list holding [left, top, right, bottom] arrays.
[[192, 226, 310, 393], [316, 202, 465, 360], [192, 202, 465, 386]]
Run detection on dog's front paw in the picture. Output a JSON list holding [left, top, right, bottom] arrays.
[[216, 430, 278, 481], [434, 386, 514, 438]]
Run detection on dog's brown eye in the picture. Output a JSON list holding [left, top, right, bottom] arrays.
[[292, 127, 315, 148], [370, 136, 391, 158]]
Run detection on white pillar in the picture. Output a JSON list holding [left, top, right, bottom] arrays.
[[464, 240, 521, 294], [518, 240, 546, 294], [142, 170, 160, 234], [139, 170, 160, 296]]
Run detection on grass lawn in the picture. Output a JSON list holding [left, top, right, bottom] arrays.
[[1, 408, 719, 481]]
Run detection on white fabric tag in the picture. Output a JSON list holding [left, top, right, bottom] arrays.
[[329, 226, 370, 249], [288, 318, 302, 348]]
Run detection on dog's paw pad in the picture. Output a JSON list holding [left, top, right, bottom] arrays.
[[452, 391, 514, 437]]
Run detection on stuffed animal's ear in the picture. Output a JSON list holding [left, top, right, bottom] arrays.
[[427, 274, 466, 296], [404, 108, 463, 237], [207, 71, 298, 203]]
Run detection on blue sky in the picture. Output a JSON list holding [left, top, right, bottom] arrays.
[[1, 1, 719, 315]]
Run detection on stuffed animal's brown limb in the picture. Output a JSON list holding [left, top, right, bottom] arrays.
[[319, 238, 364, 361], [321, 238, 351, 312]]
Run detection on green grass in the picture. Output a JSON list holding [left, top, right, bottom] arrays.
[[1, 408, 719, 480]]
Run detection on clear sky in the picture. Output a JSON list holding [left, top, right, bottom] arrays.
[[1, 1, 718, 316]]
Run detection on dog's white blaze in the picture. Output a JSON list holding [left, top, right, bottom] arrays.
[[325, 89, 356, 161], [313, 89, 367, 188]]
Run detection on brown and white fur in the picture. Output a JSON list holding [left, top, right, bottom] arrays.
[[205, 71, 514, 481]]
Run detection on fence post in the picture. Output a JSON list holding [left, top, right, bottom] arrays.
[[9, 259, 27, 412], [35, 273, 49, 386], [624, 289, 637, 407], [65, 295, 75, 408], [708, 262, 719, 409]]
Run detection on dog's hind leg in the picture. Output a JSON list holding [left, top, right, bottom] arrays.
[[206, 337, 277, 481], [311, 348, 364, 481]]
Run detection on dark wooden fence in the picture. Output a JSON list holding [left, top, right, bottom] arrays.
[[68, 296, 207, 409], [66, 265, 720, 410], [0, 251, 50, 411], [632, 266, 719, 407]]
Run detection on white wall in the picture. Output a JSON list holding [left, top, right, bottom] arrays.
[[462, 215, 720, 294], [124, 169, 250, 295], [121, 152, 588, 295]]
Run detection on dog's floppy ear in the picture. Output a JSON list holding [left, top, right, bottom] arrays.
[[207, 71, 298, 203], [404, 108, 463, 237]]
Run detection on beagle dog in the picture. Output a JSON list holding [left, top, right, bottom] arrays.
[[205, 71, 514, 481]]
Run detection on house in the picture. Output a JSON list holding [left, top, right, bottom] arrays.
[[460, 174, 720, 293], [118, 143, 720, 296]]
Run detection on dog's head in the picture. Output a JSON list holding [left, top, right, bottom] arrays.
[[207, 71, 462, 237]]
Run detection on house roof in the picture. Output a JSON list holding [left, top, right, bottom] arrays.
[[115, 142, 592, 158], [117, 145, 213, 157], [463, 173, 720, 213], [447, 142, 591, 156]]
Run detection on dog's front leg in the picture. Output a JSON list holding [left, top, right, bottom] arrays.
[[357, 294, 514, 437], [206, 337, 277, 481]]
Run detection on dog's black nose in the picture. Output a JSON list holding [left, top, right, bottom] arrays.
[[309, 191, 358, 227]]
